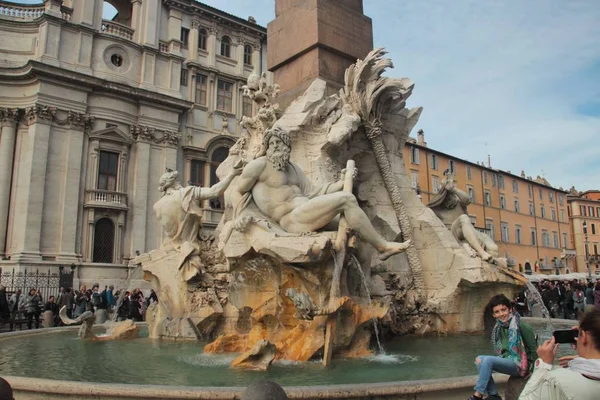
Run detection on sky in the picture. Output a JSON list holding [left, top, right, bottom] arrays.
[[15, 0, 600, 191]]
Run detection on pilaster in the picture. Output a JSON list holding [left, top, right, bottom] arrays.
[[131, 0, 143, 43], [10, 106, 54, 262], [0, 108, 19, 257], [189, 17, 200, 61], [55, 113, 93, 263], [207, 27, 217, 68]]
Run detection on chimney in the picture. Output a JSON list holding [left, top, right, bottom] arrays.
[[487, 154, 491, 168], [417, 129, 427, 147]]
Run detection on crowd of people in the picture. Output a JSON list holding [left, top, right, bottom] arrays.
[[513, 278, 600, 320], [0, 284, 158, 330]]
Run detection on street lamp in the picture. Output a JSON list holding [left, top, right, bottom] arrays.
[[583, 220, 591, 280]]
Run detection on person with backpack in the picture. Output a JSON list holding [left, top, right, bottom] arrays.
[[468, 294, 537, 400]]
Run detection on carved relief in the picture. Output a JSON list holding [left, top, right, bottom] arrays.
[[24, 105, 56, 125], [130, 124, 181, 146], [0, 108, 19, 124]]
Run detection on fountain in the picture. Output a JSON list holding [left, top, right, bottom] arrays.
[[0, 46, 532, 400]]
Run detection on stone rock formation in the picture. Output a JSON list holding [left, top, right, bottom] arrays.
[[231, 339, 277, 371]]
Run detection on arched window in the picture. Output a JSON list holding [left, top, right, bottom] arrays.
[[198, 28, 207, 50], [243, 45, 253, 65], [209, 147, 230, 209], [93, 218, 115, 263], [220, 36, 231, 58]]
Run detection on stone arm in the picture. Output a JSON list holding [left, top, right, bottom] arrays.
[[451, 187, 471, 207], [236, 158, 265, 195], [201, 166, 243, 199]]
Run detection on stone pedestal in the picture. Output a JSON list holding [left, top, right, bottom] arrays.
[[94, 309, 108, 324], [267, 0, 373, 108], [42, 310, 55, 328]]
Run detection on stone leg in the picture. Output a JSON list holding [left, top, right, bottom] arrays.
[[452, 215, 492, 261]]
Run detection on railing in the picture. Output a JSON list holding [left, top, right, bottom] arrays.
[[0, 1, 45, 20], [101, 19, 134, 41], [159, 40, 169, 53], [86, 189, 128, 207], [60, 5, 72, 22]]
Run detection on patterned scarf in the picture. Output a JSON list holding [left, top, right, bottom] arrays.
[[492, 311, 529, 376]]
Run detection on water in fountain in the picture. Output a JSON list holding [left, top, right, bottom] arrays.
[[349, 254, 385, 354]]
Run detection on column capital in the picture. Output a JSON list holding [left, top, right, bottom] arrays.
[[0, 108, 19, 126], [191, 17, 201, 30], [24, 105, 56, 126], [131, 0, 142, 4]]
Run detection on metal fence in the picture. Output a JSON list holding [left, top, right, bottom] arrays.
[[0, 267, 74, 301]]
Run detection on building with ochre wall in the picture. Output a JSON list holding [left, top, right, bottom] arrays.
[[568, 190, 600, 278], [403, 131, 576, 275]]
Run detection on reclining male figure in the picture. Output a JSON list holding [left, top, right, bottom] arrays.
[[235, 127, 410, 261]]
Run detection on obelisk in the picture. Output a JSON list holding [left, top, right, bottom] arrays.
[[267, 0, 373, 109]]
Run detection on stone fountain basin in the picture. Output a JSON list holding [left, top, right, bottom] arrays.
[[0, 318, 572, 400]]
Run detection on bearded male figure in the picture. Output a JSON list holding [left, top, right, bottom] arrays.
[[235, 127, 410, 260], [427, 172, 499, 262], [153, 166, 241, 281]]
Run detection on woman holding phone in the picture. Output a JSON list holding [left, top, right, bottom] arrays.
[[468, 294, 537, 400], [519, 309, 600, 399]]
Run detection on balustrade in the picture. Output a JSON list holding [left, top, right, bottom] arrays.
[[0, 1, 45, 20], [101, 19, 134, 41], [86, 189, 128, 208]]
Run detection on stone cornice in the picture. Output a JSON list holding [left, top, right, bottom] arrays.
[[0, 61, 193, 112], [162, 0, 267, 39], [130, 124, 181, 146]]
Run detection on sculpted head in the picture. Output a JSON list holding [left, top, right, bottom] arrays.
[[263, 127, 291, 171], [158, 169, 181, 194]]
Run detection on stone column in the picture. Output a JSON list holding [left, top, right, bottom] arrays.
[[0, 108, 19, 257], [189, 17, 200, 61], [236, 37, 245, 76], [167, 7, 182, 54], [57, 114, 93, 263], [10, 106, 55, 262], [131, 0, 143, 43], [207, 27, 217, 68], [128, 126, 152, 257]]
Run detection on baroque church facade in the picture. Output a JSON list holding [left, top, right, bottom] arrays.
[[0, 0, 267, 287]]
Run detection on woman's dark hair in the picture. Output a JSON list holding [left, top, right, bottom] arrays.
[[580, 308, 600, 351], [483, 294, 513, 337], [487, 294, 512, 310]]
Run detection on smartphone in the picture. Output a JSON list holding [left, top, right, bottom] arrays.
[[553, 329, 579, 344]]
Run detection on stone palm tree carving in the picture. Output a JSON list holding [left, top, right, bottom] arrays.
[[340, 48, 425, 298]]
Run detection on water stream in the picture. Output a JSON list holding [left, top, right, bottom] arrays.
[[523, 281, 555, 332], [110, 265, 142, 324], [350, 254, 385, 354]]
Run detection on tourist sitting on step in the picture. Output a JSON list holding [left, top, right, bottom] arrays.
[[519, 309, 600, 399], [468, 294, 537, 400]]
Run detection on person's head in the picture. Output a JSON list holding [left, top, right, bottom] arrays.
[[263, 127, 291, 171], [0, 376, 14, 400], [577, 309, 600, 359], [80, 285, 86, 292], [65, 287, 71, 294], [92, 283, 99, 293], [487, 294, 513, 324], [15, 289, 21, 296], [0, 286, 5, 293], [29, 288, 36, 296], [48, 295, 55, 303], [109, 285, 114, 291], [158, 169, 181, 193]]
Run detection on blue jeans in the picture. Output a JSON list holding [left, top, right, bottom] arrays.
[[474, 355, 520, 395]]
